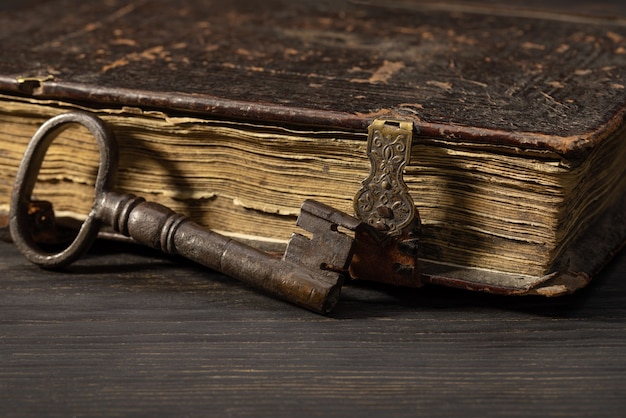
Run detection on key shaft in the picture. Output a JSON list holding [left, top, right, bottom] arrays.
[[96, 192, 345, 313]]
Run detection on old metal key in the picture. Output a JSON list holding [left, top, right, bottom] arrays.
[[10, 112, 359, 313]]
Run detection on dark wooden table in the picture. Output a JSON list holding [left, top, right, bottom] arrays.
[[1, 239, 625, 417]]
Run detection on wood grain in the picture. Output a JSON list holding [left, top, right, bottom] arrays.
[[1, 239, 625, 417]]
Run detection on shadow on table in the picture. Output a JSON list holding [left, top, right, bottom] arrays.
[[28, 238, 626, 322], [332, 251, 626, 320]]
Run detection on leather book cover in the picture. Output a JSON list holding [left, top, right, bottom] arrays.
[[1, 0, 625, 295]]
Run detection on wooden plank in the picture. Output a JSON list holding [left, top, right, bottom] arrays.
[[1, 239, 625, 417]]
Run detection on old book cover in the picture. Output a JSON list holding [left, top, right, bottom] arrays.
[[1, 0, 625, 295]]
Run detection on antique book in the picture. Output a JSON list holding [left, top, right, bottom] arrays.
[[1, 0, 625, 296]]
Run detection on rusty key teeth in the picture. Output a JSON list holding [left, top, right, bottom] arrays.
[[279, 270, 340, 314]]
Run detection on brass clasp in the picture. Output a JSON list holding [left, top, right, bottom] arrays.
[[350, 119, 422, 287]]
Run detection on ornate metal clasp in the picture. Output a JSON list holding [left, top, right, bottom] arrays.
[[354, 119, 415, 235], [350, 119, 422, 287]]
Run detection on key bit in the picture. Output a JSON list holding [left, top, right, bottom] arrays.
[[9, 111, 358, 314]]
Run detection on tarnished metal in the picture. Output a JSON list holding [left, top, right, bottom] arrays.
[[10, 111, 358, 314], [354, 119, 415, 236], [350, 119, 422, 287], [25, 200, 58, 244], [1, 201, 59, 245], [349, 216, 422, 287]]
